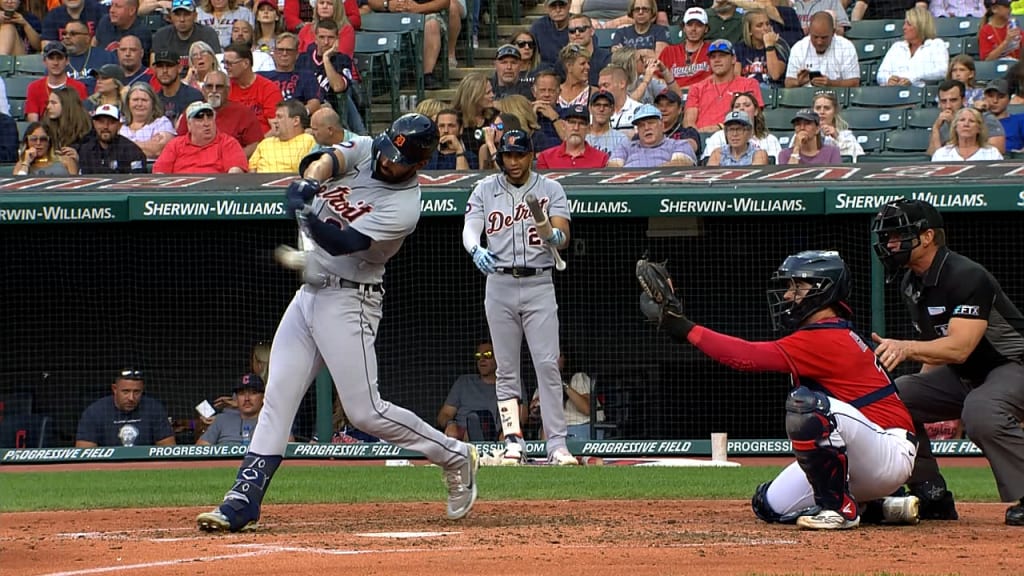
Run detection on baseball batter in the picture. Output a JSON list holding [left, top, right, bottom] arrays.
[[196, 114, 479, 533], [461, 130, 576, 466], [637, 250, 920, 529]]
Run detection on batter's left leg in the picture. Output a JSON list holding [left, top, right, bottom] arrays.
[[521, 278, 569, 461]]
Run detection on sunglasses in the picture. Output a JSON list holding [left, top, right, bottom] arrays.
[[632, 6, 652, 12], [28, 135, 49, 143], [515, 40, 536, 49], [203, 83, 227, 90], [192, 110, 215, 119], [568, 25, 591, 34], [708, 40, 733, 54], [474, 350, 495, 359], [492, 121, 504, 130], [119, 368, 144, 379]]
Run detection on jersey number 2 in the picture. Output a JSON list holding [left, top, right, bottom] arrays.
[[527, 226, 542, 246]]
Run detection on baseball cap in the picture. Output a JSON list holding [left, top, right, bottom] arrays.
[[791, 108, 820, 124], [92, 104, 121, 121], [896, 199, 944, 230], [654, 89, 681, 105], [984, 78, 1010, 96], [90, 63, 125, 82], [561, 104, 590, 120], [152, 50, 180, 65], [256, 0, 279, 10], [186, 100, 215, 119], [708, 38, 734, 56], [589, 89, 615, 106], [545, 0, 568, 5], [631, 103, 662, 124], [495, 43, 521, 60], [985, 0, 1011, 7], [723, 110, 751, 127], [233, 373, 265, 393], [44, 42, 68, 57], [171, 0, 196, 11], [683, 7, 708, 25]]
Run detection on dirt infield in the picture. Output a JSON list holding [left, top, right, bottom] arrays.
[[3, 499, 1022, 576]]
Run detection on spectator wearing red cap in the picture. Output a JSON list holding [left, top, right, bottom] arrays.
[[537, 104, 609, 169]]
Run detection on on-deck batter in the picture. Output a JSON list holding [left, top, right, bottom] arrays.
[[461, 130, 577, 466], [196, 114, 479, 533]]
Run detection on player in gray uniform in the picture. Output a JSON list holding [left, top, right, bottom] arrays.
[[461, 130, 577, 466], [196, 114, 479, 533]]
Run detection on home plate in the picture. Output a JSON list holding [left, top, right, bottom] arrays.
[[356, 532, 461, 539]]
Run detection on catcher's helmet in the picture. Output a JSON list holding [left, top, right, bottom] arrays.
[[871, 199, 944, 282], [767, 250, 852, 331], [372, 113, 439, 166]]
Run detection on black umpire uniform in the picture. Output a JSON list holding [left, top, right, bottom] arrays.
[[874, 199, 1024, 526]]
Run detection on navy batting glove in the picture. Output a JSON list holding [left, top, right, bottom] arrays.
[[285, 177, 321, 218], [471, 245, 497, 275], [544, 228, 565, 247]]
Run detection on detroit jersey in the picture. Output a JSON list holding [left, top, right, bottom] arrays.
[[305, 137, 422, 284], [464, 172, 571, 269], [775, 320, 914, 432]]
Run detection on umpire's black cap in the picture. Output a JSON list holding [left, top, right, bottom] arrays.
[[885, 199, 945, 231]]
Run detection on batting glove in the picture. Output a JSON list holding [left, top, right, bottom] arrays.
[[471, 245, 497, 275], [285, 177, 322, 218], [544, 228, 565, 247]]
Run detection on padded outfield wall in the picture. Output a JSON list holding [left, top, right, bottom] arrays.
[[1, 163, 1022, 452]]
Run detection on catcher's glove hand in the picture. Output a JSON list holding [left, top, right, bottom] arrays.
[[636, 256, 695, 341]]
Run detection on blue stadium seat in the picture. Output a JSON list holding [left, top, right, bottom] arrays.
[[904, 107, 940, 129], [935, 17, 981, 39], [846, 19, 903, 40]]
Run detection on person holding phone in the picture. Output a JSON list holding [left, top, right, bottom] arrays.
[[784, 11, 860, 88], [0, 0, 42, 56]]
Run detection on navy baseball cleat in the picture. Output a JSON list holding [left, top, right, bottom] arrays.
[[196, 493, 260, 533], [910, 479, 959, 520]]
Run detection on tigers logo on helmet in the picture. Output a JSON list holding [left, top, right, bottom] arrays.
[[394, 134, 406, 147]]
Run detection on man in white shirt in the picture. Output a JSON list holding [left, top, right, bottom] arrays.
[[599, 64, 643, 134], [785, 11, 860, 88]]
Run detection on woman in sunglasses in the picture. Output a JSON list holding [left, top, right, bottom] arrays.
[[13, 122, 77, 176], [509, 28, 541, 83]]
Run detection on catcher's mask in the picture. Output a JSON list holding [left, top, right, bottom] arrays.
[[371, 112, 439, 182], [494, 129, 534, 174], [871, 199, 944, 283], [767, 250, 852, 332]]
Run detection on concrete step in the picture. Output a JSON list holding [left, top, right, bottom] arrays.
[[450, 65, 495, 80]]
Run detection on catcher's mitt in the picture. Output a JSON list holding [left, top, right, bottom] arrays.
[[636, 256, 694, 341]]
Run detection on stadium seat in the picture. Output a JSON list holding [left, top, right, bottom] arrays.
[[859, 61, 876, 86], [963, 36, 980, 57], [142, 12, 167, 35], [764, 107, 794, 132], [844, 107, 904, 131], [777, 133, 792, 148], [354, 32, 403, 132], [845, 19, 903, 40], [594, 29, 618, 49], [943, 37, 966, 57], [15, 120, 29, 138], [852, 39, 889, 63], [9, 100, 26, 121], [1008, 104, 1024, 116], [853, 131, 885, 154], [975, 60, 1013, 84], [884, 129, 932, 154], [13, 54, 44, 75], [776, 87, 845, 108], [359, 13, 426, 99], [904, 107, 940, 129], [847, 86, 923, 108], [761, 86, 777, 109], [935, 17, 981, 39], [667, 25, 684, 45], [0, 54, 13, 76]]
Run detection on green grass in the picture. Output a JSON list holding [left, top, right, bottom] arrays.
[[0, 465, 1001, 513]]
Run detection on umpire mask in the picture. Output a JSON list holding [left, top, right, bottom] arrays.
[[871, 199, 944, 283]]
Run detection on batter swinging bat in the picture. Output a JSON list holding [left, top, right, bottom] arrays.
[[525, 193, 567, 271]]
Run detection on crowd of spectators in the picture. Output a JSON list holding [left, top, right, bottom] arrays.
[[3, 0, 1024, 169]]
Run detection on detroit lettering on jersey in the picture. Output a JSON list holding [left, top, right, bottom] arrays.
[[486, 196, 548, 236], [305, 137, 422, 284]]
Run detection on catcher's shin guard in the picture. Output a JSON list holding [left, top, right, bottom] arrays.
[[786, 387, 858, 521], [217, 453, 282, 531]]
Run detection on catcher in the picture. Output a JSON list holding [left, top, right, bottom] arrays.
[[637, 250, 920, 529]]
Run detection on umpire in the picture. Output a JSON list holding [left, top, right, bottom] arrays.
[[870, 199, 1024, 526]]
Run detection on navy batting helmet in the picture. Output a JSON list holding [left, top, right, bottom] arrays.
[[373, 113, 439, 166], [495, 129, 533, 173], [767, 250, 852, 331]]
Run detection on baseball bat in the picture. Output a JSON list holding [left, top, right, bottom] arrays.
[[524, 193, 567, 271]]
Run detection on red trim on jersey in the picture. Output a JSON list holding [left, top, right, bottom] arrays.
[[791, 439, 817, 450], [687, 325, 790, 372]]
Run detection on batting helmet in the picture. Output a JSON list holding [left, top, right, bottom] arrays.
[[767, 250, 852, 331], [871, 199, 944, 282], [372, 113, 440, 166], [494, 129, 533, 172]]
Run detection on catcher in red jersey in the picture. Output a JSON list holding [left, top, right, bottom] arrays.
[[637, 250, 920, 530]]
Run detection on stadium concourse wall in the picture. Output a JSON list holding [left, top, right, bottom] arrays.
[[1, 163, 1023, 458]]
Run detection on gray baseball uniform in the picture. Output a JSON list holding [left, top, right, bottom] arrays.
[[464, 172, 572, 456], [248, 136, 466, 469]]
